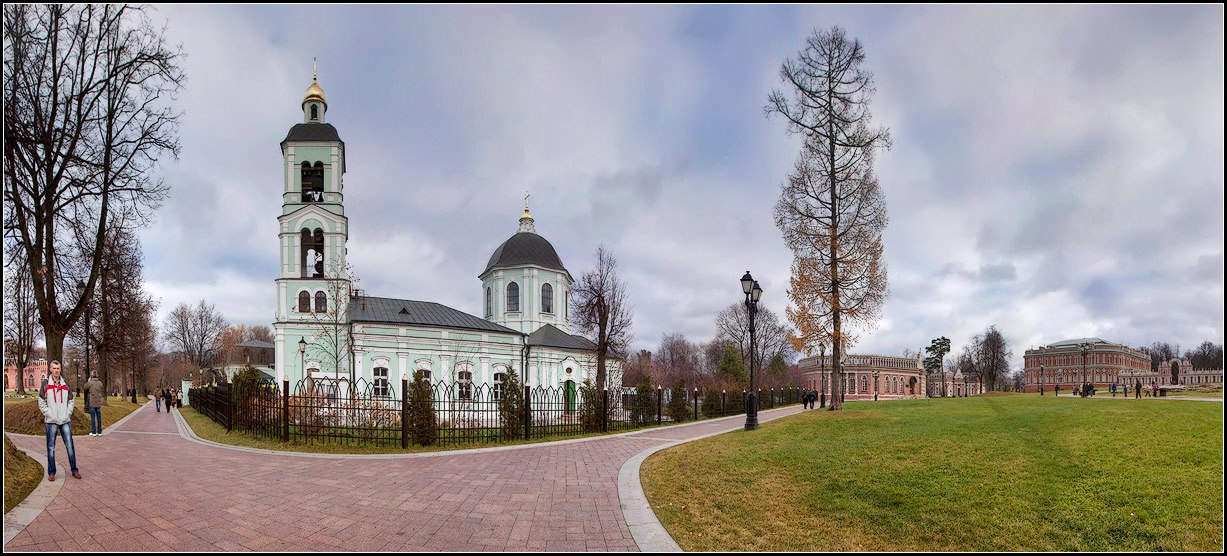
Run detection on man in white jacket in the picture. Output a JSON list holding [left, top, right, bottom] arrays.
[[38, 361, 81, 481]]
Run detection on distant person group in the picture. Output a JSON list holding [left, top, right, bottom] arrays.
[[1047, 379, 1162, 398]]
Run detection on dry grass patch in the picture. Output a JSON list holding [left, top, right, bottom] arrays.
[[4, 433, 44, 513]]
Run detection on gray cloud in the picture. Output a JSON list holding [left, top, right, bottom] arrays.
[[124, 5, 1221, 372]]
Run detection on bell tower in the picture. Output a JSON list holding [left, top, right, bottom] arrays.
[[274, 64, 351, 384]]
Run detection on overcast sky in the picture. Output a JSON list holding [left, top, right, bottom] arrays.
[[137, 5, 1224, 370]]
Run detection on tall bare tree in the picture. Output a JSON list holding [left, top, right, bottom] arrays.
[[3, 252, 41, 394], [975, 325, 1011, 392], [767, 26, 891, 410], [570, 245, 633, 389], [163, 300, 227, 381], [3, 4, 183, 364]]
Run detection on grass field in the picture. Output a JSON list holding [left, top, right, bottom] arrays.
[[180, 407, 675, 455], [4, 433, 44, 513], [3, 396, 145, 435], [641, 393, 1224, 552]]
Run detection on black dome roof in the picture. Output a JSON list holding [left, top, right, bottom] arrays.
[[282, 122, 343, 144], [482, 233, 568, 277]]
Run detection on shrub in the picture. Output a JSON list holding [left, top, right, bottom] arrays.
[[407, 370, 437, 446], [498, 369, 527, 440], [2, 400, 88, 435], [578, 379, 611, 432], [700, 388, 723, 418], [630, 375, 656, 427], [666, 382, 690, 423]]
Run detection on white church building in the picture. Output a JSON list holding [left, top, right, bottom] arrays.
[[271, 72, 619, 399]]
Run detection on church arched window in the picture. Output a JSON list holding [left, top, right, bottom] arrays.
[[541, 283, 553, 314], [458, 368, 473, 400], [493, 371, 506, 401], [310, 105, 319, 121], [506, 282, 519, 312], [301, 161, 324, 202], [315, 291, 327, 313], [485, 287, 492, 318], [298, 291, 311, 313]]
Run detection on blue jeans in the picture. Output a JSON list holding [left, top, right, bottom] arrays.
[[45, 422, 78, 476], [89, 406, 102, 435], [156, 397, 161, 411]]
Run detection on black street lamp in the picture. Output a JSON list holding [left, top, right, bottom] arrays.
[[963, 375, 968, 397], [873, 369, 879, 401], [740, 271, 762, 431], [1081, 342, 1090, 398], [1040, 363, 1045, 395], [299, 336, 308, 386], [818, 342, 826, 408], [76, 281, 91, 397]]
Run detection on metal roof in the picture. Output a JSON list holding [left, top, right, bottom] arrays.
[[282, 123, 342, 144], [526, 324, 597, 351], [1047, 337, 1110, 347], [481, 232, 569, 278], [348, 295, 521, 335], [236, 340, 275, 349]]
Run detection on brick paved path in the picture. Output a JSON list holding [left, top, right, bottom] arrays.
[[5, 402, 804, 551]]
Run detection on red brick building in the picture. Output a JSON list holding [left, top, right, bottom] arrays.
[[1023, 337, 1153, 392], [799, 353, 928, 401], [4, 358, 48, 391]]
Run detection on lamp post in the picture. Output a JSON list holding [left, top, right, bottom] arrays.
[[1040, 364, 1045, 395], [1081, 342, 1090, 398], [76, 281, 91, 398], [818, 342, 826, 408], [963, 375, 969, 397], [873, 369, 879, 401], [740, 271, 762, 431], [299, 337, 307, 386], [840, 355, 848, 404]]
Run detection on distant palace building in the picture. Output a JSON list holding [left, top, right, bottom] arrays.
[[798, 353, 932, 400], [4, 358, 48, 391], [1023, 337, 1223, 392]]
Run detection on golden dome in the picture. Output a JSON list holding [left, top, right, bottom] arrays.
[[521, 207, 533, 220], [303, 78, 326, 106]]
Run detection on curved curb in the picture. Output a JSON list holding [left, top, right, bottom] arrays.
[[3, 440, 65, 547], [3, 401, 150, 547], [618, 405, 808, 552]]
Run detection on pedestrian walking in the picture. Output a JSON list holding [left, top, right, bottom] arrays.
[[1055, 384, 1060, 397], [38, 361, 81, 481], [164, 389, 173, 413], [1136, 380, 1142, 399], [85, 371, 105, 437], [155, 388, 162, 412]]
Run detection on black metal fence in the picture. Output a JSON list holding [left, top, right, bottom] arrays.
[[190, 378, 806, 450]]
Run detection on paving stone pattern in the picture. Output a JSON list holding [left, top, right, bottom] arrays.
[[5, 402, 804, 551]]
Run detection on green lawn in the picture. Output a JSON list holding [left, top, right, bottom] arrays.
[[1172, 391, 1224, 399], [3, 396, 145, 435], [641, 393, 1224, 552]]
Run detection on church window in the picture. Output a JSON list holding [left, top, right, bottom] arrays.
[[485, 287, 492, 318], [494, 372, 506, 400], [310, 104, 319, 121], [861, 375, 868, 393], [300, 162, 324, 203], [315, 291, 327, 313], [541, 283, 553, 314], [300, 228, 325, 277], [506, 282, 519, 312], [298, 291, 311, 312], [374, 367, 389, 397], [458, 369, 473, 400]]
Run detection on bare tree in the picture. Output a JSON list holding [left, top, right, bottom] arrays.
[[1186, 341, 1224, 371], [714, 302, 797, 378], [570, 245, 633, 389], [767, 26, 891, 411], [654, 332, 702, 386], [975, 325, 1011, 392], [163, 300, 227, 381], [3, 252, 41, 394], [306, 257, 355, 382], [3, 4, 184, 364]]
